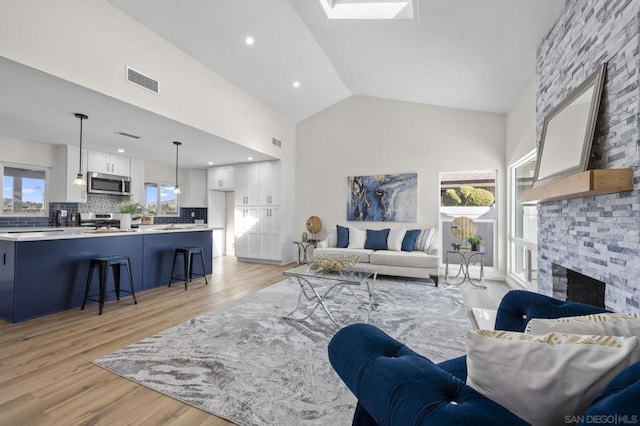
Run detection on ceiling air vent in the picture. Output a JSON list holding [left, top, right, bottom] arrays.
[[126, 66, 159, 94], [114, 131, 141, 139], [272, 137, 282, 148]]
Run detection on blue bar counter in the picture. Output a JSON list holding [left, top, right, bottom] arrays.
[[0, 227, 212, 322]]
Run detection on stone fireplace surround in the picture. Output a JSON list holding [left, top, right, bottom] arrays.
[[535, 0, 640, 312]]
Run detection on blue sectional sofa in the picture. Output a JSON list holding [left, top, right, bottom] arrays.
[[328, 290, 640, 425]]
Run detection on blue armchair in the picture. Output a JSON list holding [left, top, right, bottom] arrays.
[[328, 290, 640, 425]]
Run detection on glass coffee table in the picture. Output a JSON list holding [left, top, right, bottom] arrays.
[[283, 264, 378, 326]]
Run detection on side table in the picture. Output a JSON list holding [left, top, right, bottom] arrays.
[[444, 250, 486, 288], [292, 241, 316, 264]]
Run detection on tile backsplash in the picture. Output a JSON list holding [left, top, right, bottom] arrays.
[[78, 194, 129, 214], [0, 193, 208, 228]]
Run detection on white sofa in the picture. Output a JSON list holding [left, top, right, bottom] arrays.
[[313, 226, 440, 285]]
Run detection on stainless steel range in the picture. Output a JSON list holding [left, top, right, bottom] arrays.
[[80, 213, 126, 229]]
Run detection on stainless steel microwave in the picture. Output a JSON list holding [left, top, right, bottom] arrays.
[[87, 172, 131, 195]]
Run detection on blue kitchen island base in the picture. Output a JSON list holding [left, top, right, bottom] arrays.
[[0, 228, 212, 323]]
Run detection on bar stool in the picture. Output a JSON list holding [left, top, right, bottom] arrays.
[[168, 247, 209, 290], [81, 255, 137, 315]]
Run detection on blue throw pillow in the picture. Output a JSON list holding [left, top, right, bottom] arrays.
[[402, 229, 421, 252], [365, 228, 390, 250], [336, 225, 349, 248]]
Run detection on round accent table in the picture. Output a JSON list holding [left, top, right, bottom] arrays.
[[292, 240, 316, 264], [444, 250, 486, 288]]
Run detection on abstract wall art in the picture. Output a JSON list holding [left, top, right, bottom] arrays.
[[347, 173, 417, 222]]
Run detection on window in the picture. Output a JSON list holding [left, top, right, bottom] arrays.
[[2, 165, 47, 215], [440, 170, 497, 268], [508, 151, 538, 289], [144, 182, 179, 216]]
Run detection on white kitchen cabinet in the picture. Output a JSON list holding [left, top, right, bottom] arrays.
[[207, 165, 235, 190], [232, 161, 294, 264], [259, 161, 281, 205], [87, 149, 130, 176], [129, 157, 145, 205], [55, 145, 87, 203], [259, 206, 281, 260], [180, 169, 207, 207], [234, 163, 260, 205], [234, 161, 281, 206], [234, 207, 259, 258]]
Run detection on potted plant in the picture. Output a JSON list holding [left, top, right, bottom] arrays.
[[118, 202, 144, 225], [467, 235, 483, 251]]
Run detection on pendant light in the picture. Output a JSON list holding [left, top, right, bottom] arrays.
[[73, 113, 88, 186], [173, 141, 182, 194]]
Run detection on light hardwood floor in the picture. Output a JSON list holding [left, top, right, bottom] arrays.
[[0, 257, 292, 425], [0, 257, 509, 425]]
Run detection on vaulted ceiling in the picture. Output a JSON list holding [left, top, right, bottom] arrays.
[[0, 1, 566, 168], [108, 0, 566, 122]]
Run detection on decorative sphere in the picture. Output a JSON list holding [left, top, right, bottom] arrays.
[[306, 216, 322, 234]]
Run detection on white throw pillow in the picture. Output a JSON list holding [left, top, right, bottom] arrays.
[[526, 312, 640, 337], [422, 227, 437, 252], [466, 329, 640, 425], [415, 227, 437, 252], [348, 226, 366, 249], [387, 227, 407, 251], [326, 229, 337, 248]]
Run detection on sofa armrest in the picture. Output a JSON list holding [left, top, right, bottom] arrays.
[[494, 290, 610, 332], [328, 323, 526, 426]]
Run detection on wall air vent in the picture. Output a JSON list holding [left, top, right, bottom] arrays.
[[126, 66, 159, 94], [114, 131, 141, 139], [272, 137, 282, 148]]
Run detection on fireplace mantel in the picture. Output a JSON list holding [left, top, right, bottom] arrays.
[[520, 168, 633, 203]]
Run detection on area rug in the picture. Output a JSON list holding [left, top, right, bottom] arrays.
[[93, 277, 471, 425]]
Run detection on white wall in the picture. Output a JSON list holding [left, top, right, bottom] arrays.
[[0, 135, 175, 193], [0, 136, 57, 168], [295, 95, 506, 271], [145, 161, 175, 184], [506, 76, 537, 166], [0, 0, 295, 163]]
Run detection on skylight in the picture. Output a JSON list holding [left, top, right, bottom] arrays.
[[318, 0, 415, 20]]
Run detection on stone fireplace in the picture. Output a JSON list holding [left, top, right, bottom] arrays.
[[535, 0, 640, 312]]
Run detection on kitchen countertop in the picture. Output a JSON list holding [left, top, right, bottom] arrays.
[[0, 224, 212, 242]]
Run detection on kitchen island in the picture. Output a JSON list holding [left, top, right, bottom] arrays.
[[0, 226, 213, 322]]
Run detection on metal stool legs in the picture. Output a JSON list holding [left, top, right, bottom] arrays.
[[82, 256, 137, 315], [169, 247, 209, 290]]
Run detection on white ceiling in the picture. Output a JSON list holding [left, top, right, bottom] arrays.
[[108, 0, 566, 121], [0, 57, 275, 170], [0, 0, 566, 169]]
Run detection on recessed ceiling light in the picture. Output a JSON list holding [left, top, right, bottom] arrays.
[[293, 81, 300, 88], [208, 161, 213, 165], [245, 36, 254, 45], [117, 149, 125, 153], [248, 157, 254, 161], [317, 0, 415, 20]]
